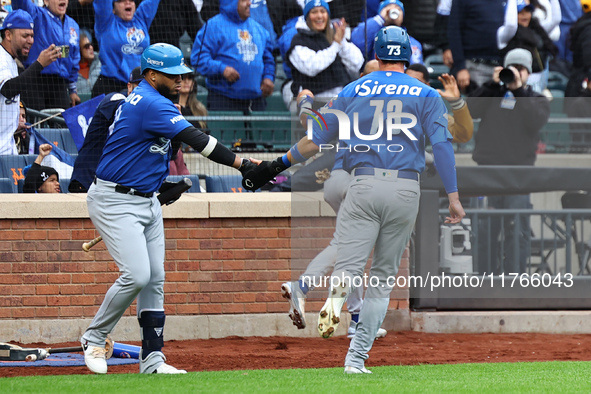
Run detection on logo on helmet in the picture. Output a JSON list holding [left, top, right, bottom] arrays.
[[147, 58, 164, 67]]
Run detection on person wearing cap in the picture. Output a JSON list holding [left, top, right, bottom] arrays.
[[496, 0, 559, 93], [13, 0, 81, 110], [68, 66, 144, 193], [79, 43, 259, 375], [286, 0, 363, 106], [23, 143, 61, 193], [91, 0, 160, 98], [351, 0, 423, 64], [190, 0, 275, 113], [467, 48, 550, 275], [0, 9, 60, 155]]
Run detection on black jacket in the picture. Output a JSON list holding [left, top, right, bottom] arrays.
[[467, 81, 550, 166], [566, 13, 591, 97]]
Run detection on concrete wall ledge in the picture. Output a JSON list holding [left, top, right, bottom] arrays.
[[412, 311, 591, 334], [0, 192, 334, 219]]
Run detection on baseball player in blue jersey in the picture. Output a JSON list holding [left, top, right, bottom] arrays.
[[242, 26, 465, 374], [81, 43, 259, 375]]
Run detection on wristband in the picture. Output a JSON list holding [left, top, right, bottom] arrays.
[[448, 97, 465, 111], [289, 145, 306, 164], [281, 154, 291, 168]]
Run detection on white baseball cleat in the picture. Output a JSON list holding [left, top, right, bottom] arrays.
[[281, 281, 306, 329], [344, 365, 372, 374], [347, 321, 387, 339], [154, 363, 187, 374], [318, 281, 350, 339], [140, 351, 186, 374], [82, 342, 107, 374]]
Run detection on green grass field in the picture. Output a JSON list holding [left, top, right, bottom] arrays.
[[2, 361, 591, 393]]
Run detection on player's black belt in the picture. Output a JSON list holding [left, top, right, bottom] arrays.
[[352, 168, 419, 181], [94, 176, 153, 198]]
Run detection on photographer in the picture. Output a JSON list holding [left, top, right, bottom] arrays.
[[467, 48, 550, 275], [13, 0, 81, 110]]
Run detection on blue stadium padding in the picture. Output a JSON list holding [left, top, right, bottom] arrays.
[[165, 174, 202, 193], [0, 178, 17, 193], [38, 128, 63, 149], [59, 129, 79, 154], [0, 155, 27, 185], [205, 174, 255, 193]]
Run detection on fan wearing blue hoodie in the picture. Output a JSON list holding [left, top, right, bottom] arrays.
[[191, 0, 275, 113]]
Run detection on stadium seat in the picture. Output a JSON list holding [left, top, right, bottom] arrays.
[[249, 111, 293, 148], [39, 128, 63, 149], [205, 174, 255, 193], [165, 175, 202, 193], [546, 71, 568, 92], [206, 111, 248, 145], [424, 53, 450, 78], [266, 91, 288, 111], [0, 178, 17, 193], [59, 129, 79, 154], [0, 155, 27, 186]]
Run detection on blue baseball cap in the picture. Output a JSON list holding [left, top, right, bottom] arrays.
[[1, 9, 34, 31], [303, 0, 330, 20], [517, 0, 534, 12], [378, 0, 405, 17]]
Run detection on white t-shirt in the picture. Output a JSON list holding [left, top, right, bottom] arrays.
[[0, 45, 19, 155]]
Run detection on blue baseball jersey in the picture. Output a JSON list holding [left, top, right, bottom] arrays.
[[95, 80, 192, 193], [310, 71, 451, 173]]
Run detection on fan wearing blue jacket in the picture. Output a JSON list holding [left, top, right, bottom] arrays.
[[91, 0, 160, 97], [350, 0, 423, 65], [191, 0, 275, 113], [13, 0, 81, 110]]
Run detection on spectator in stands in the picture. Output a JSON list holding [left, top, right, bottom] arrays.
[[467, 49, 550, 275], [0, 9, 60, 155], [565, 0, 591, 97], [435, 0, 453, 68], [268, 0, 304, 40], [91, 0, 160, 97], [14, 101, 35, 155], [69, 67, 143, 193], [77, 30, 101, 97], [177, 70, 208, 130], [23, 143, 61, 193], [190, 0, 275, 113], [555, 0, 583, 67], [497, 0, 559, 93], [448, 0, 505, 92], [287, 0, 363, 104], [67, 0, 97, 50], [564, 70, 591, 152], [351, 0, 423, 64], [13, 0, 81, 110], [149, 0, 202, 47]]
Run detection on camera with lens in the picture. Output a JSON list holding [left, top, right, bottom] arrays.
[[56, 45, 69, 58], [499, 68, 516, 84]]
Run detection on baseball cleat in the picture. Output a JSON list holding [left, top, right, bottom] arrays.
[[317, 281, 350, 338], [347, 321, 388, 339], [344, 365, 372, 374], [281, 281, 306, 329], [82, 342, 107, 374], [154, 363, 187, 374]]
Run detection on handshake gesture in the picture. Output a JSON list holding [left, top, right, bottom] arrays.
[[239, 157, 289, 191]]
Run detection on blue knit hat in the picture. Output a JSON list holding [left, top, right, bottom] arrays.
[[517, 0, 534, 12], [378, 0, 405, 17], [303, 0, 330, 20]]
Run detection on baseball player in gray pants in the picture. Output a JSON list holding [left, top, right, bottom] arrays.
[[241, 25, 465, 374]]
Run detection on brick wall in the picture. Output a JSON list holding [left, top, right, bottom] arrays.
[[0, 216, 409, 320]]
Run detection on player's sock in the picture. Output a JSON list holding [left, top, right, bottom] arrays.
[[298, 279, 309, 295], [351, 313, 359, 323], [138, 310, 165, 360]]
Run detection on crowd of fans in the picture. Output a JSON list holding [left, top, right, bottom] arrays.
[[0, 0, 591, 192]]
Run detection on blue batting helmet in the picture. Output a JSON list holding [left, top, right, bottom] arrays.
[[374, 26, 411, 63], [141, 43, 192, 75]]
